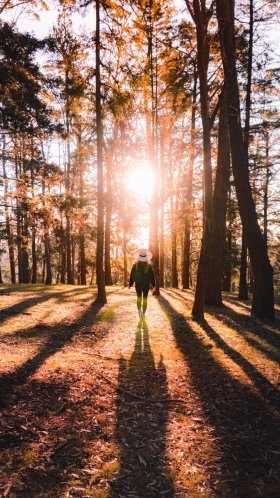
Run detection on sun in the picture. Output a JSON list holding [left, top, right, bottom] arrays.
[[125, 160, 154, 200]]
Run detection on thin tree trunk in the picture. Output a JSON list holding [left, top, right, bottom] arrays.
[[21, 212, 30, 283], [31, 224, 37, 284], [61, 234, 66, 284], [238, 232, 248, 299], [65, 72, 74, 285], [263, 130, 269, 250], [216, 0, 275, 319], [159, 123, 165, 288], [145, 0, 160, 295], [104, 146, 113, 285], [95, 0, 107, 304], [123, 226, 128, 287], [238, 0, 254, 300], [44, 233, 52, 285], [31, 162, 37, 284], [42, 255, 45, 284], [183, 68, 197, 289], [222, 185, 233, 292], [171, 189, 178, 288], [78, 127, 87, 285], [40, 144, 52, 286], [205, 95, 231, 305], [20, 146, 30, 284], [2, 137, 16, 283]]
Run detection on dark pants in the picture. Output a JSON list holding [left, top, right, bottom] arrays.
[[135, 284, 149, 314]]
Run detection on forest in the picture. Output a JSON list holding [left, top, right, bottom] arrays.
[[0, 0, 279, 497]]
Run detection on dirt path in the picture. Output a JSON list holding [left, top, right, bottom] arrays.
[[0, 285, 279, 498]]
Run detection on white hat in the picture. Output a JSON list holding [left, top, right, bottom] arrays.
[[136, 248, 152, 262]]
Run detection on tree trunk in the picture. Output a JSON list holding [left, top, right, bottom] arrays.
[[183, 67, 197, 289], [40, 145, 52, 286], [104, 147, 113, 286], [21, 148, 30, 284], [61, 235, 66, 284], [238, 0, 254, 300], [187, 1, 213, 319], [77, 126, 87, 285], [171, 189, 178, 288], [31, 163, 37, 284], [95, 0, 107, 304], [15, 154, 23, 284], [123, 227, 128, 287], [65, 75, 74, 285], [145, 0, 160, 295], [263, 130, 269, 250], [216, 0, 275, 319], [21, 212, 30, 283], [205, 95, 231, 305], [238, 232, 248, 299], [223, 229, 232, 292], [2, 138, 16, 283], [44, 233, 52, 285], [31, 224, 37, 284], [159, 126, 165, 288], [42, 255, 45, 284]]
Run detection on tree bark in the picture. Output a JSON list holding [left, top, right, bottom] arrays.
[[171, 188, 178, 288], [104, 146, 113, 286], [205, 95, 231, 305], [40, 144, 52, 286], [145, 0, 160, 295], [263, 130, 269, 250], [182, 68, 197, 289], [31, 223, 37, 284], [95, 0, 107, 304], [238, 0, 254, 300], [216, 0, 275, 319], [2, 137, 16, 283], [238, 231, 248, 299], [31, 163, 37, 284], [159, 126, 165, 288], [61, 234, 66, 284], [187, 1, 214, 319], [77, 127, 86, 285]]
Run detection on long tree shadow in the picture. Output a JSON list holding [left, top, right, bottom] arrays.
[[109, 318, 174, 498], [0, 370, 109, 497], [200, 319, 280, 408], [0, 286, 92, 326], [158, 294, 280, 497], [0, 289, 127, 497], [165, 288, 280, 358], [0, 299, 104, 406]]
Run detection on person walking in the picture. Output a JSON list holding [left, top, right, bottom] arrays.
[[129, 249, 155, 318]]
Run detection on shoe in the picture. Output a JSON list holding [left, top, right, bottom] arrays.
[[138, 310, 142, 318], [142, 312, 146, 319]]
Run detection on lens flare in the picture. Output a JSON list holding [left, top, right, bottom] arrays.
[[126, 161, 154, 200]]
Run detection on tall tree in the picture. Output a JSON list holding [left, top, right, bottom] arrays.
[[216, 0, 275, 319], [95, 0, 107, 303], [186, 0, 214, 319], [205, 94, 231, 305]]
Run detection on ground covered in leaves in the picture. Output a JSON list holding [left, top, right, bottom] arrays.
[[0, 284, 279, 498]]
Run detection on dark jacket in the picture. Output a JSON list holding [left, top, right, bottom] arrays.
[[129, 262, 155, 289]]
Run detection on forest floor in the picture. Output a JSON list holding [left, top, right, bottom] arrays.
[[0, 285, 279, 498]]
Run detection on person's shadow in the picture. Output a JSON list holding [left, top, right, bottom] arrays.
[[109, 318, 174, 497]]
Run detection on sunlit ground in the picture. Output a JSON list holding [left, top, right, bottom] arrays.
[[0, 285, 279, 497]]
